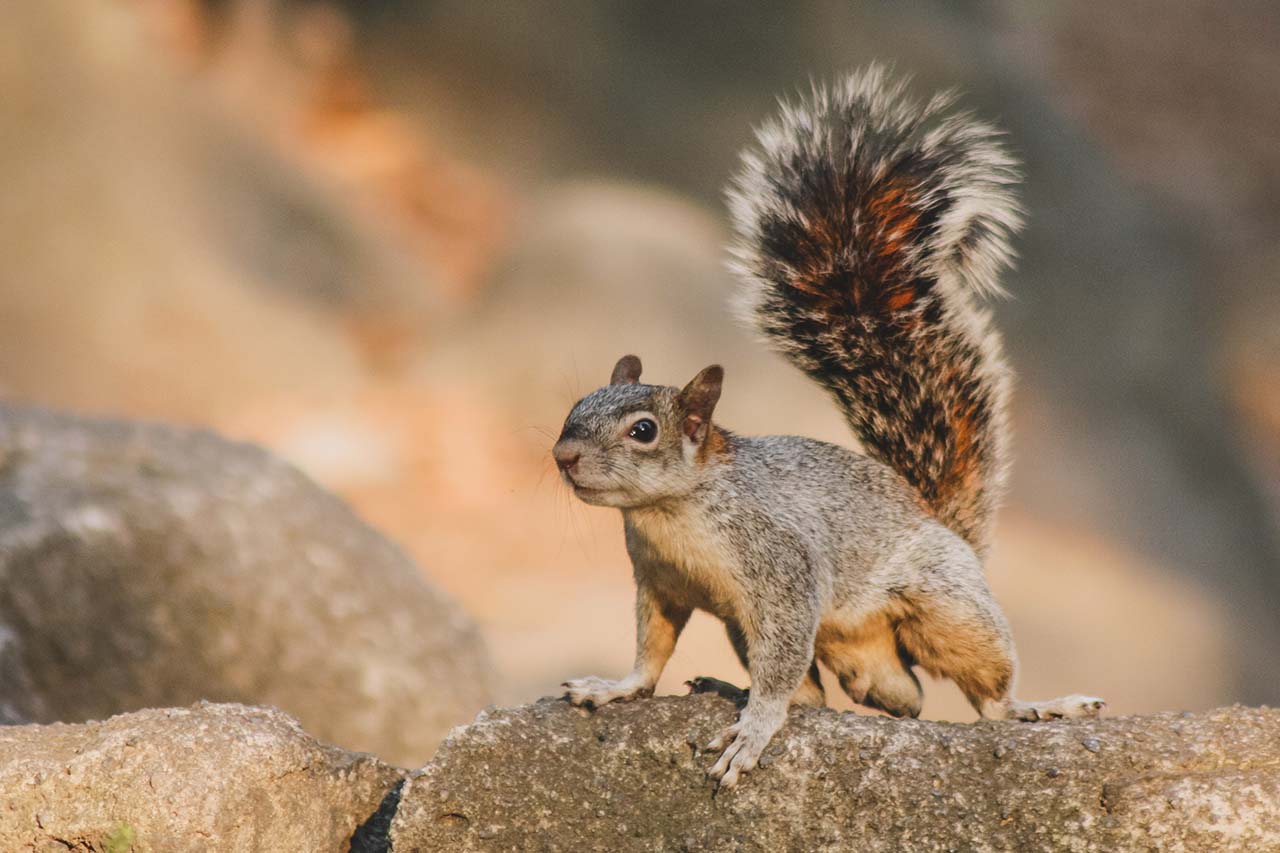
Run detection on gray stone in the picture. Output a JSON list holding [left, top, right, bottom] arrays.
[[0, 702, 402, 852], [0, 404, 492, 767], [392, 695, 1280, 852]]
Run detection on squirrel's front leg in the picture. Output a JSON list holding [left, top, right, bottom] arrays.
[[564, 581, 691, 709], [706, 596, 818, 788]]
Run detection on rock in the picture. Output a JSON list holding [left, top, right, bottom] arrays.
[[0, 702, 402, 852], [0, 404, 492, 767], [392, 695, 1280, 852]]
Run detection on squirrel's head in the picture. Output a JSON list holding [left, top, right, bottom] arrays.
[[552, 355, 726, 508]]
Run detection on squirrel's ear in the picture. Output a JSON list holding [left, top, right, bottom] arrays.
[[610, 354, 643, 385], [677, 365, 723, 441]]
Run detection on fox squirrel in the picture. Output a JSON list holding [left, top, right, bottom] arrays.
[[553, 66, 1104, 788]]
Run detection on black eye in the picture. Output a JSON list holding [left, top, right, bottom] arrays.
[[628, 418, 657, 443]]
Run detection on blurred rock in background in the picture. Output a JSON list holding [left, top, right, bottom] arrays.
[[0, 404, 493, 767], [1, 0, 1275, 722]]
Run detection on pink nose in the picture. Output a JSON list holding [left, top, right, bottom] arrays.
[[553, 446, 580, 473]]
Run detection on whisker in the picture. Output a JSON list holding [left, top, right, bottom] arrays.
[[534, 457, 556, 495], [522, 424, 558, 441]]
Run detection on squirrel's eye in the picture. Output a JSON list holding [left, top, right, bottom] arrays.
[[628, 418, 657, 443]]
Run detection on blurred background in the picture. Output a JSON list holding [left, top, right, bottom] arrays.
[[2, 0, 1277, 720]]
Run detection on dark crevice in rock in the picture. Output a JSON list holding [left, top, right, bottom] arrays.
[[348, 779, 404, 853]]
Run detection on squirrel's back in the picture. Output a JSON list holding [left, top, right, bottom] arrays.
[[728, 66, 1021, 554]]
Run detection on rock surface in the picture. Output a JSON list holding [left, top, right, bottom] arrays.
[[0, 404, 492, 767], [392, 694, 1280, 852], [0, 702, 402, 852]]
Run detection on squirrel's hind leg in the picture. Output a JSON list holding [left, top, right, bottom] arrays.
[[893, 571, 1017, 717], [892, 567, 1105, 721], [818, 610, 923, 718]]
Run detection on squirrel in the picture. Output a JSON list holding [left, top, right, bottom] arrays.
[[552, 66, 1104, 789]]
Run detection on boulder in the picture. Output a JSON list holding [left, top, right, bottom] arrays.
[[0, 702, 402, 852], [0, 404, 492, 767], [392, 694, 1280, 852]]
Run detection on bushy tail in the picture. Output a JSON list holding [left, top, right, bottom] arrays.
[[727, 67, 1021, 554]]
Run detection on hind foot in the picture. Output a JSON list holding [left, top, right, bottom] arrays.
[[991, 695, 1107, 721]]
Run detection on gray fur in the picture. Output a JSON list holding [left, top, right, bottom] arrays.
[[555, 69, 1103, 790]]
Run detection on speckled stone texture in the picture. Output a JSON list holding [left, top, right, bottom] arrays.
[[0, 404, 492, 767], [392, 695, 1280, 852], [0, 702, 403, 852]]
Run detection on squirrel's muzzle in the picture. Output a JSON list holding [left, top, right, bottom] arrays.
[[553, 441, 582, 474]]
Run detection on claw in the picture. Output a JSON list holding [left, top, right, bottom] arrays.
[[700, 701, 787, 789], [706, 728, 758, 789], [708, 736, 741, 778], [705, 722, 741, 754]]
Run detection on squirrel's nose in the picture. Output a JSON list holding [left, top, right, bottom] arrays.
[[553, 445, 581, 473]]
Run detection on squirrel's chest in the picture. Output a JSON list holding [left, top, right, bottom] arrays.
[[623, 508, 741, 614]]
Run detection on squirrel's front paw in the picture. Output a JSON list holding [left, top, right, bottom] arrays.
[[705, 707, 786, 788], [562, 675, 652, 710]]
